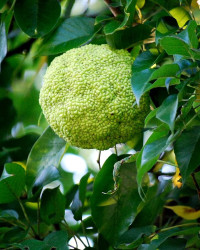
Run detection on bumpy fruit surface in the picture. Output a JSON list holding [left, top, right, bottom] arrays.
[[39, 44, 149, 150]]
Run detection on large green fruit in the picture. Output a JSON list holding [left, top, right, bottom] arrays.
[[39, 44, 149, 150]]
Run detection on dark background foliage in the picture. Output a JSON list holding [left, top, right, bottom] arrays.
[[0, 0, 200, 249]]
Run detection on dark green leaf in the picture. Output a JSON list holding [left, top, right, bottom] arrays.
[[177, 20, 198, 48], [14, 0, 61, 37], [133, 181, 172, 227], [132, 51, 159, 73], [0, 0, 8, 9], [150, 64, 180, 80], [91, 155, 141, 246], [174, 126, 200, 182], [156, 94, 178, 131], [71, 172, 90, 220], [37, 17, 95, 56], [137, 124, 170, 186], [131, 69, 154, 105], [159, 238, 187, 250], [40, 186, 65, 225], [118, 226, 155, 249], [15, 231, 68, 250], [26, 126, 66, 197], [146, 226, 200, 250], [106, 24, 152, 49], [160, 36, 191, 57], [44, 231, 68, 250], [0, 163, 25, 204]]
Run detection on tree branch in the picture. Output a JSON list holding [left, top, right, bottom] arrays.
[[104, 0, 120, 17]]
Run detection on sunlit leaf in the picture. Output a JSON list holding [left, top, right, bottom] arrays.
[[26, 126, 66, 197], [165, 206, 200, 220], [0, 163, 25, 204]]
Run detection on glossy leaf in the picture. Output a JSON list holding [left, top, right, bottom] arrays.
[[131, 69, 154, 105], [137, 125, 170, 186], [26, 126, 66, 197], [106, 24, 152, 49], [40, 186, 65, 225], [160, 36, 191, 57], [169, 7, 190, 27], [132, 51, 158, 73], [14, 0, 61, 37], [37, 17, 95, 55], [0, 163, 25, 204], [156, 94, 178, 131], [174, 126, 200, 182], [150, 64, 180, 80], [91, 155, 141, 246], [177, 20, 198, 48], [71, 172, 90, 220]]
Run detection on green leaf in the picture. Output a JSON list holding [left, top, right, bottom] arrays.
[[169, 7, 190, 28], [0, 21, 7, 68], [15, 231, 68, 250], [0, 163, 25, 204], [32, 166, 60, 196], [160, 36, 191, 57], [44, 231, 68, 250], [177, 20, 198, 48], [71, 172, 90, 220], [174, 126, 200, 182], [26, 126, 66, 197], [106, 24, 152, 49], [40, 186, 65, 225], [0, 0, 8, 9], [131, 69, 155, 105], [37, 16, 95, 56], [147, 226, 200, 250], [159, 238, 187, 250], [133, 182, 172, 227], [121, 0, 137, 27], [14, 0, 61, 37], [137, 124, 170, 186], [150, 64, 180, 80], [91, 155, 141, 246], [132, 51, 160, 73], [118, 226, 155, 249], [104, 0, 137, 35], [156, 94, 178, 131]]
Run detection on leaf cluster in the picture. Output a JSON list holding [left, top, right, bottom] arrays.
[[0, 0, 200, 249]]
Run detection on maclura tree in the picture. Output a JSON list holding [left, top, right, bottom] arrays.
[[0, 0, 200, 249]]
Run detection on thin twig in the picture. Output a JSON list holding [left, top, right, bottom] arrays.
[[37, 199, 41, 238], [114, 145, 118, 156], [17, 197, 38, 237], [81, 220, 90, 247], [104, 0, 120, 17], [63, 219, 87, 248], [97, 150, 101, 170], [191, 173, 200, 200]]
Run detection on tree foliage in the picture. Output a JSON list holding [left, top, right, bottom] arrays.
[[0, 0, 200, 249]]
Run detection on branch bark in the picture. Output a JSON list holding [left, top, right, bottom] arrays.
[[104, 0, 120, 17]]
